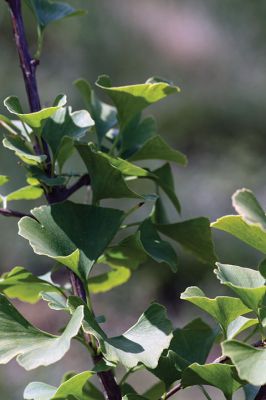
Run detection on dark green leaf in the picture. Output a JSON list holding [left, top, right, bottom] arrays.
[[18, 202, 124, 280], [157, 217, 217, 264]]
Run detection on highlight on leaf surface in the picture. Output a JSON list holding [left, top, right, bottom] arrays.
[[69, 297, 173, 370], [0, 294, 83, 370]]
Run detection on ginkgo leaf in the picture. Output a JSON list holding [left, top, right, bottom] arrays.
[[4, 186, 44, 202], [129, 136, 187, 166], [69, 297, 173, 370], [18, 202, 124, 281], [3, 136, 46, 164], [215, 263, 266, 311], [0, 294, 83, 370], [75, 78, 117, 145], [76, 143, 147, 201], [0, 266, 58, 304], [182, 363, 242, 400], [151, 318, 217, 388], [157, 217, 217, 264], [226, 316, 258, 340], [181, 286, 251, 335], [222, 340, 266, 386], [211, 215, 266, 254], [96, 75, 180, 129], [4, 96, 66, 128], [24, 371, 97, 400], [0, 175, 9, 186], [232, 188, 266, 230], [25, 0, 86, 29]]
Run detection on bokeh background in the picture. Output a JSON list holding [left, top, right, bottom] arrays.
[[1, 1, 266, 398]]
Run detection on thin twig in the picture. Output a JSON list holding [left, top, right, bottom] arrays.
[[0, 208, 33, 219]]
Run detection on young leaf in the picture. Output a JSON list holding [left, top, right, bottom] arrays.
[[0, 294, 83, 370], [18, 202, 124, 280], [88, 264, 131, 294], [138, 219, 178, 272], [157, 217, 217, 264], [24, 371, 96, 400], [25, 0, 86, 30], [151, 318, 217, 388], [0, 175, 9, 186], [232, 188, 266, 230], [215, 263, 266, 311], [5, 186, 43, 202], [4, 96, 66, 128], [182, 363, 242, 400], [181, 287, 251, 335], [211, 215, 266, 254], [129, 135, 187, 166], [222, 340, 266, 386], [0, 266, 58, 304], [69, 297, 173, 369], [76, 143, 146, 201], [75, 78, 117, 145], [96, 75, 180, 129]]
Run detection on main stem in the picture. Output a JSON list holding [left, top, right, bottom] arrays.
[[6, 2, 121, 399]]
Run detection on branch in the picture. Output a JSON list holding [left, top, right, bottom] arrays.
[[46, 174, 91, 204], [255, 386, 266, 400], [0, 208, 33, 219]]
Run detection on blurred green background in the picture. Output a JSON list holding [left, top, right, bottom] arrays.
[[1, 1, 266, 398]]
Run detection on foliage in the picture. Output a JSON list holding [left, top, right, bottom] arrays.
[[1, 1, 266, 400]]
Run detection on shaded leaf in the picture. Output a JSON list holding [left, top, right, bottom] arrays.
[[18, 202, 124, 280], [232, 188, 266, 230], [138, 219, 178, 272], [0, 294, 83, 370], [25, 0, 86, 29], [157, 217, 217, 264], [121, 115, 156, 155], [41, 292, 67, 311], [142, 382, 165, 400], [129, 135, 187, 166], [75, 78, 117, 144], [3, 135, 46, 164], [227, 316, 258, 340]]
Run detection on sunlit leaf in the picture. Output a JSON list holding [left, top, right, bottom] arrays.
[[232, 188, 266, 230]]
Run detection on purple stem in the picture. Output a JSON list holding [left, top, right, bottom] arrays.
[[0, 208, 33, 219]]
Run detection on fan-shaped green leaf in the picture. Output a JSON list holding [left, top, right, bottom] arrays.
[[3, 136, 46, 164], [0, 266, 58, 304], [129, 136, 187, 166], [157, 217, 217, 264], [96, 75, 180, 129], [25, 0, 86, 29], [226, 316, 258, 340], [181, 287, 251, 335], [75, 78, 117, 144], [18, 202, 124, 280], [232, 188, 266, 230], [4, 96, 66, 128], [222, 340, 266, 386], [211, 215, 266, 254], [69, 297, 173, 370], [182, 363, 242, 400], [215, 263, 266, 311], [0, 294, 83, 370]]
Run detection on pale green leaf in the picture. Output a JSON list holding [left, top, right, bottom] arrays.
[[181, 286, 251, 335], [222, 340, 266, 386], [157, 217, 217, 264], [211, 215, 266, 254], [69, 297, 173, 369], [41, 292, 67, 310], [0, 176, 9, 186], [18, 202, 124, 280], [232, 188, 266, 230], [88, 265, 131, 294], [0, 266, 58, 304], [6, 186, 43, 202], [3, 136, 46, 164], [215, 263, 266, 311], [227, 316, 258, 340], [0, 294, 83, 370], [96, 75, 180, 129]]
